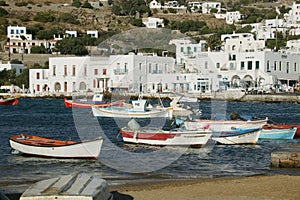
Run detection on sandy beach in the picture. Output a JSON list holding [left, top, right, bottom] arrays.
[[111, 175, 300, 200]]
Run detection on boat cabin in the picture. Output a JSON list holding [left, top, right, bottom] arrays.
[[92, 94, 104, 102], [131, 99, 147, 111]]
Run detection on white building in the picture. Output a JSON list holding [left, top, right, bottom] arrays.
[[65, 31, 77, 38], [7, 25, 32, 41], [87, 30, 99, 38], [29, 56, 110, 94], [226, 11, 242, 24], [202, 2, 221, 14], [0, 61, 25, 76], [142, 17, 164, 29]]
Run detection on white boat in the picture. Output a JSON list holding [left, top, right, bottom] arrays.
[[9, 134, 103, 159], [20, 173, 112, 200], [121, 127, 212, 147], [120, 119, 211, 147], [211, 128, 261, 145], [259, 128, 297, 139], [92, 99, 172, 118], [183, 117, 268, 131]]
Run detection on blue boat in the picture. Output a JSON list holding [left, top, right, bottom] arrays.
[[259, 127, 297, 140]]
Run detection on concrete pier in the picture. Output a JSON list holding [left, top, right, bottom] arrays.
[[271, 144, 300, 168]]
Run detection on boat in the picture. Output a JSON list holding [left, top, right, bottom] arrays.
[[120, 119, 212, 147], [183, 117, 268, 131], [64, 93, 124, 109], [120, 127, 212, 147], [20, 173, 113, 200], [9, 134, 103, 159], [263, 124, 300, 137], [92, 98, 172, 119], [259, 127, 297, 140], [0, 97, 18, 105], [211, 128, 261, 145]]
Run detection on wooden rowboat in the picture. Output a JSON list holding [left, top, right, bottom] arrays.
[[211, 128, 261, 145], [9, 134, 103, 159], [263, 124, 300, 137]]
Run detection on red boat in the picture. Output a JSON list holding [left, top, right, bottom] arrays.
[[64, 94, 124, 109], [0, 97, 18, 105], [263, 124, 300, 138]]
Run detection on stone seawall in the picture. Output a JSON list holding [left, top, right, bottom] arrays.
[[239, 94, 300, 103]]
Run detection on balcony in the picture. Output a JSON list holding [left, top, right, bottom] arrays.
[[113, 69, 128, 75]]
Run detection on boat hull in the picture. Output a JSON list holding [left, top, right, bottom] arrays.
[[0, 98, 18, 105], [212, 128, 261, 144], [121, 128, 212, 147], [92, 106, 172, 118], [259, 128, 296, 140], [64, 98, 122, 109], [263, 124, 300, 138], [184, 118, 268, 131], [9, 135, 103, 159]]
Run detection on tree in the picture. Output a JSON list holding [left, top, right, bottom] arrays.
[[0, 7, 8, 17], [54, 38, 89, 56], [82, 1, 93, 9], [58, 13, 80, 25], [31, 46, 47, 54], [34, 11, 55, 23], [72, 0, 81, 8]]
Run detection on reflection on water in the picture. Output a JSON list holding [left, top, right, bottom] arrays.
[[0, 98, 300, 193]]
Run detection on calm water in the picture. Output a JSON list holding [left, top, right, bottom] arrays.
[[1, 98, 300, 193]]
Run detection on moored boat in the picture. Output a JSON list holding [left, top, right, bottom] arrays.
[[263, 124, 300, 138], [259, 127, 297, 140], [183, 117, 268, 131], [0, 97, 18, 105], [120, 127, 212, 147], [9, 134, 103, 159], [211, 128, 261, 145], [64, 93, 124, 108], [92, 99, 172, 119]]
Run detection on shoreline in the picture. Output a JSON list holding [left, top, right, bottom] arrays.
[[110, 174, 300, 200], [2, 174, 300, 199]]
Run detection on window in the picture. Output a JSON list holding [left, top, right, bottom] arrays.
[[124, 63, 127, 72], [180, 47, 184, 52], [103, 69, 107, 75], [216, 63, 220, 68], [241, 61, 245, 70], [64, 65, 67, 76], [205, 61, 208, 69], [287, 62, 289, 73], [84, 65, 87, 76], [37, 84, 40, 92], [295, 63, 297, 72], [177, 76, 179, 80], [267, 60, 270, 72], [274, 61, 277, 71], [36, 72, 40, 79], [194, 47, 197, 52], [53, 65, 56, 76], [72, 65, 76, 76], [94, 69, 98, 75], [255, 61, 259, 70], [279, 61, 282, 71], [149, 63, 151, 73], [247, 61, 252, 70]]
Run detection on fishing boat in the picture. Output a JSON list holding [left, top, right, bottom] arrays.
[[119, 119, 211, 147], [259, 127, 297, 140], [211, 128, 261, 145], [92, 99, 172, 119], [183, 117, 268, 131], [0, 97, 18, 105], [120, 128, 212, 147], [64, 93, 124, 108], [9, 134, 103, 159], [263, 124, 300, 137]]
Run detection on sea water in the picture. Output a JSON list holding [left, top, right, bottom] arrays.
[[0, 98, 299, 193]]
